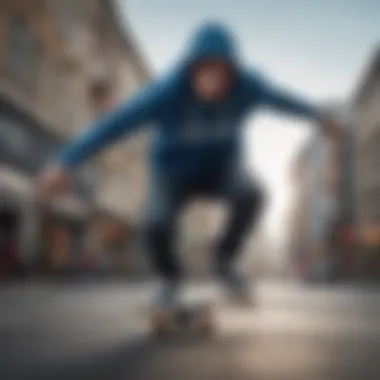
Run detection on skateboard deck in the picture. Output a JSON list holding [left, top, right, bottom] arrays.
[[149, 302, 215, 339]]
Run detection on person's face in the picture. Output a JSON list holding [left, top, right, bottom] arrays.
[[190, 59, 235, 103]]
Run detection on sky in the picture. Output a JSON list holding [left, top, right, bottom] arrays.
[[120, 0, 379, 246]]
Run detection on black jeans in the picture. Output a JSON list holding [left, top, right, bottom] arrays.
[[142, 160, 265, 282]]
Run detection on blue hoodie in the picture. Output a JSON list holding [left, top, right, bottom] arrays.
[[59, 21, 319, 181]]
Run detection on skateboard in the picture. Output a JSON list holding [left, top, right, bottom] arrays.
[[150, 302, 215, 339]]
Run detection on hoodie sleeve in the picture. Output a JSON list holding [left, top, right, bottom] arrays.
[[252, 73, 321, 120], [58, 79, 169, 168]]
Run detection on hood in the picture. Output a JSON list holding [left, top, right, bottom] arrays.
[[183, 21, 239, 67]]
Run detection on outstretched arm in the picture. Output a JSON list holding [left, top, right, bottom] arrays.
[[246, 72, 342, 139], [58, 79, 168, 168], [259, 78, 320, 120]]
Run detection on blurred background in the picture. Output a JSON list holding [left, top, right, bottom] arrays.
[[1, 1, 380, 379], [0, 0, 152, 280], [0, 0, 379, 284]]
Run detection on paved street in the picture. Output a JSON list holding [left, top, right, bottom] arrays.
[[1, 279, 380, 380]]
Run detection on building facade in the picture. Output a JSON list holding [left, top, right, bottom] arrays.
[[288, 144, 310, 278], [328, 106, 357, 278], [289, 106, 355, 282], [352, 47, 380, 279], [0, 0, 150, 278], [295, 134, 337, 281]]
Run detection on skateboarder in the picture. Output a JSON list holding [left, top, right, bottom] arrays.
[[38, 21, 340, 309]]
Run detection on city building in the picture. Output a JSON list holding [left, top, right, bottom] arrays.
[[0, 0, 150, 278], [289, 105, 354, 281], [327, 105, 357, 278], [288, 144, 310, 278], [288, 135, 334, 281], [352, 47, 380, 278]]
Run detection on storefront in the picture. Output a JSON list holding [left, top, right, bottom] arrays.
[[0, 94, 96, 277], [85, 210, 133, 275], [37, 194, 94, 275], [0, 166, 34, 279], [355, 225, 380, 279]]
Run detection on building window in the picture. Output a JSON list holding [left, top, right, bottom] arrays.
[[49, 0, 80, 42], [5, 13, 43, 91]]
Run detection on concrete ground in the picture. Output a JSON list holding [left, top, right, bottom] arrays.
[[1, 279, 380, 380]]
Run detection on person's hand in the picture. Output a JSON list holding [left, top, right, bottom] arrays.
[[36, 165, 71, 201]]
